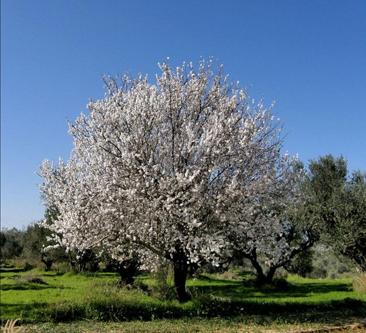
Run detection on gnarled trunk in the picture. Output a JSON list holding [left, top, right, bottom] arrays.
[[172, 250, 191, 302], [249, 255, 266, 284], [265, 266, 277, 284], [246, 249, 278, 285]]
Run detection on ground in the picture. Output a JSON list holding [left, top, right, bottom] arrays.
[[1, 267, 365, 332]]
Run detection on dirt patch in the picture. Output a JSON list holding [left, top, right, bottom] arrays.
[[289, 322, 366, 333]]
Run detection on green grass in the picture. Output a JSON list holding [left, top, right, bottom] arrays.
[[1, 268, 365, 328]]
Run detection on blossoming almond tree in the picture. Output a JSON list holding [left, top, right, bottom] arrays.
[[40, 60, 287, 301]]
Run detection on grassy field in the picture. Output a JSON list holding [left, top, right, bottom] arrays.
[[1, 268, 365, 332]]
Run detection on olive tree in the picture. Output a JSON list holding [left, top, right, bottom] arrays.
[[306, 155, 366, 271]]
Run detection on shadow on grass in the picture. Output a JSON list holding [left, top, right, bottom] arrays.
[[39, 271, 66, 277], [0, 268, 25, 273], [190, 277, 351, 300], [0, 283, 57, 291]]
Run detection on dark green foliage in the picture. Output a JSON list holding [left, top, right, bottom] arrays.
[[0, 232, 6, 248], [308, 155, 347, 203], [309, 245, 356, 279], [22, 224, 49, 260], [21, 223, 65, 270], [338, 172, 366, 270], [0, 228, 23, 260], [23, 262, 35, 271], [285, 249, 314, 277], [14, 222, 68, 271], [305, 155, 366, 271]]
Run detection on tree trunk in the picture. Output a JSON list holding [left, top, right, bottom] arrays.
[[117, 258, 138, 285], [247, 250, 267, 285], [265, 266, 277, 284], [173, 258, 191, 302], [246, 251, 279, 285], [43, 259, 53, 271], [249, 257, 266, 284], [41, 253, 53, 271]]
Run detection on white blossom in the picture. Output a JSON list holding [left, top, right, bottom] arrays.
[[39, 60, 295, 277]]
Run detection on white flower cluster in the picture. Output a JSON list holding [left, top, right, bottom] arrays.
[[40, 60, 303, 271]]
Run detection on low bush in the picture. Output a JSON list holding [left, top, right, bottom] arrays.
[[353, 273, 366, 295], [52, 261, 71, 274], [21, 274, 48, 285]]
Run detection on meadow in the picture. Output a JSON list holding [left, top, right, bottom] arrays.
[[1, 266, 365, 332]]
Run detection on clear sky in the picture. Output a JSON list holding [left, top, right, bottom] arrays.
[[1, 0, 366, 229]]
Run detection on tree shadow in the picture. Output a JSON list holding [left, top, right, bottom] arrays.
[[39, 271, 66, 277], [190, 276, 353, 300], [0, 268, 25, 273], [0, 282, 57, 291]]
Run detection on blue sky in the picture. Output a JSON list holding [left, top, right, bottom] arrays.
[[1, 0, 366, 229]]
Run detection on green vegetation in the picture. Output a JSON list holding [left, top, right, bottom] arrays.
[[1, 268, 365, 327], [305, 155, 366, 271]]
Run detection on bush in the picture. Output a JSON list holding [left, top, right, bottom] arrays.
[[285, 250, 314, 277], [46, 302, 86, 322], [353, 273, 366, 294], [309, 245, 356, 279], [151, 265, 176, 301], [23, 262, 35, 271], [53, 261, 72, 274], [133, 279, 150, 294], [311, 266, 328, 279]]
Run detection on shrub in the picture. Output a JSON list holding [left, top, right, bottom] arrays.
[[53, 261, 71, 274], [353, 273, 366, 294], [285, 249, 314, 277], [310, 245, 356, 279], [46, 302, 86, 322], [23, 262, 34, 271], [310, 266, 328, 279], [151, 265, 176, 301]]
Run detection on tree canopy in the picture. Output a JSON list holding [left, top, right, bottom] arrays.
[[40, 60, 302, 301]]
